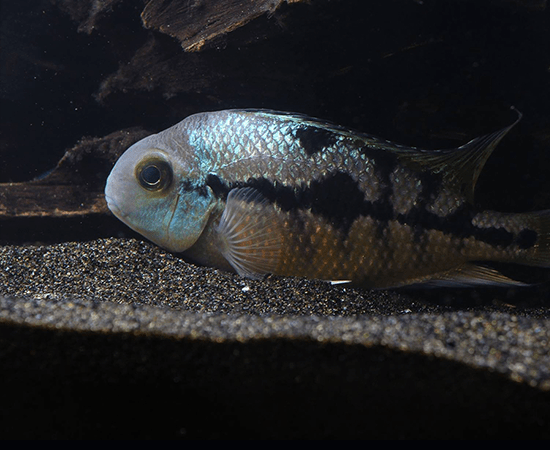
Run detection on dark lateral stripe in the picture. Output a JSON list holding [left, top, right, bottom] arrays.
[[516, 228, 538, 249], [397, 206, 538, 249], [182, 179, 209, 197], [296, 127, 339, 156], [205, 173, 536, 249], [206, 172, 375, 235]]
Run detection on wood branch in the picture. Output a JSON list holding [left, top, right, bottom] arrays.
[[0, 183, 108, 219], [0, 128, 150, 220], [141, 0, 306, 51]]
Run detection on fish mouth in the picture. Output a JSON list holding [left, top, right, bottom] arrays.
[[104, 194, 125, 220]]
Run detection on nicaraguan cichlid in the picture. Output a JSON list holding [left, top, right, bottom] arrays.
[[104, 109, 550, 288]]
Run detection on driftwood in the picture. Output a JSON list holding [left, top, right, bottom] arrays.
[[54, 0, 306, 50], [141, 0, 306, 52], [0, 184, 107, 219], [0, 128, 149, 219]]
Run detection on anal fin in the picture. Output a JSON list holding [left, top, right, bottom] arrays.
[[216, 187, 282, 279], [422, 263, 529, 288]]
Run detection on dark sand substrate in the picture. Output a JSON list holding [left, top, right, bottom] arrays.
[[1, 238, 549, 438]]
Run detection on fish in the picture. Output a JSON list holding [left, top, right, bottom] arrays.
[[104, 108, 550, 289]]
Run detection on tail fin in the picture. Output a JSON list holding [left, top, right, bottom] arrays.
[[432, 209, 550, 288]]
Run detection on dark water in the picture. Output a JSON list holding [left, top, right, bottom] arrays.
[[2, 1, 549, 204]]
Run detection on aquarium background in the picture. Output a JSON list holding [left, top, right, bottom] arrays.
[[1, 0, 549, 439]]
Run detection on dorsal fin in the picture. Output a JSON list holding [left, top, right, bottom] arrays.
[[233, 108, 522, 204], [392, 108, 522, 203]]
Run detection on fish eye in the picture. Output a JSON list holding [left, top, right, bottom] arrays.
[[136, 158, 173, 192]]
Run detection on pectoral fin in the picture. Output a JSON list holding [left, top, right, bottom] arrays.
[[216, 187, 282, 279]]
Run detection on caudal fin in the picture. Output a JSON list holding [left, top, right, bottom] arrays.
[[422, 209, 550, 288]]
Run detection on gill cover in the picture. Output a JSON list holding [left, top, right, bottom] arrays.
[[104, 133, 215, 253]]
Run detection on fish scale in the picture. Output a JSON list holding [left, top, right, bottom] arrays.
[[105, 109, 550, 288]]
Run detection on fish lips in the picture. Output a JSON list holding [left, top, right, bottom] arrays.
[[104, 194, 125, 220]]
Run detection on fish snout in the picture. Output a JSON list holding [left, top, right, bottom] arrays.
[[104, 194, 124, 219]]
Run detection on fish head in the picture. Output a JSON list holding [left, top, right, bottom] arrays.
[[105, 132, 215, 253]]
